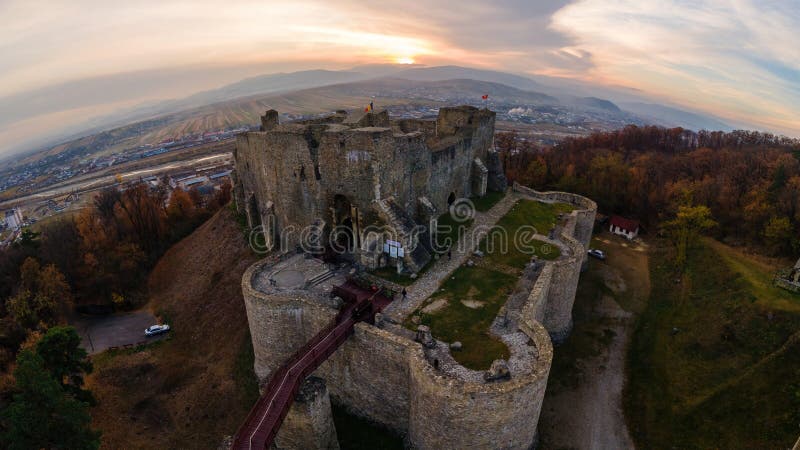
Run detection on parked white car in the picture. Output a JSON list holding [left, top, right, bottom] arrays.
[[587, 249, 606, 260], [144, 324, 170, 337]]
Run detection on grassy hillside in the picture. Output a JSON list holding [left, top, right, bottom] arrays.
[[625, 238, 800, 449], [86, 207, 260, 449]]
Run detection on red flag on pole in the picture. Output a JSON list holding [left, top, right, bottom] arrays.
[[481, 94, 489, 100]]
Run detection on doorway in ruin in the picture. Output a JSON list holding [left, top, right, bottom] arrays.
[[247, 194, 261, 228], [332, 194, 355, 255]]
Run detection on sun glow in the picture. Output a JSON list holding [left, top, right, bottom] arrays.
[[395, 56, 415, 64]]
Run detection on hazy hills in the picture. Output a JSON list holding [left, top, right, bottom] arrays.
[[2, 64, 735, 167], [619, 102, 732, 131]]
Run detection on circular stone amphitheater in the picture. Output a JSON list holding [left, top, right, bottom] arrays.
[[239, 184, 596, 449]]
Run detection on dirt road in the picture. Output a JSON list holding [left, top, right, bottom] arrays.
[[538, 234, 650, 450]]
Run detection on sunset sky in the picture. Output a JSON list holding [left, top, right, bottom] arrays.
[[1, 0, 799, 156]]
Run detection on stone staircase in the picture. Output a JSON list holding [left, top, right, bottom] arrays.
[[375, 197, 432, 273], [306, 269, 335, 287]]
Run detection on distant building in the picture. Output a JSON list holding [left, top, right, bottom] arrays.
[[208, 170, 231, 181], [169, 171, 198, 189], [4, 209, 23, 231], [179, 176, 209, 190], [609, 215, 639, 240]]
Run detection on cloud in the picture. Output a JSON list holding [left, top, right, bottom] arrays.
[[1, 0, 800, 157], [550, 0, 800, 135]]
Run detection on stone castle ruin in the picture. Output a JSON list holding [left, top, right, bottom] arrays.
[[232, 107, 597, 449], [775, 257, 800, 293], [233, 106, 503, 273]]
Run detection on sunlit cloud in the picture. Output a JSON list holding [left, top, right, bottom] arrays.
[[1, 0, 799, 157], [550, 0, 800, 134]]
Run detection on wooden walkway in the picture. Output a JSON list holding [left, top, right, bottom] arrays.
[[230, 281, 391, 449]]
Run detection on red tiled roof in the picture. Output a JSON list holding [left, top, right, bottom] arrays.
[[610, 215, 639, 233]]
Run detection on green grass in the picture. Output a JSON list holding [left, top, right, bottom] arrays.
[[403, 199, 572, 370], [481, 199, 573, 268], [435, 211, 473, 251], [704, 237, 800, 313], [407, 265, 516, 370], [369, 255, 435, 286], [332, 403, 404, 450], [471, 190, 506, 212], [625, 239, 800, 449]]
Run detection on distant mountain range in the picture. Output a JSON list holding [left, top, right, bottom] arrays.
[[618, 102, 732, 131], [3, 64, 734, 166]]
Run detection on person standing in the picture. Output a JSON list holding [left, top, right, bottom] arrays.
[[402, 287, 407, 301]]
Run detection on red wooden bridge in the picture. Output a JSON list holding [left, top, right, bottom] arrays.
[[230, 280, 393, 450]]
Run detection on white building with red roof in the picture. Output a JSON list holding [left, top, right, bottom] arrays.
[[609, 215, 639, 240]]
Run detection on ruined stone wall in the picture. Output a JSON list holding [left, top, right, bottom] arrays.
[[513, 183, 597, 341], [435, 106, 495, 145], [316, 324, 417, 432], [543, 233, 584, 342], [520, 263, 553, 326], [407, 321, 552, 449], [512, 183, 597, 250], [427, 107, 497, 211], [391, 118, 437, 136], [316, 127, 392, 223], [429, 139, 475, 209], [234, 128, 329, 244], [235, 107, 498, 253], [274, 377, 339, 450]]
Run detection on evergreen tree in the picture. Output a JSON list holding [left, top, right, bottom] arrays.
[[36, 326, 94, 402], [1, 350, 100, 450]]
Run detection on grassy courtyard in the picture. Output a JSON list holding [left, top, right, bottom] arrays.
[[410, 265, 516, 369], [472, 190, 506, 212], [625, 238, 800, 449], [407, 199, 572, 370], [481, 199, 574, 268]]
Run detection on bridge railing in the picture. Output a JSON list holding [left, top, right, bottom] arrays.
[[231, 286, 377, 449]]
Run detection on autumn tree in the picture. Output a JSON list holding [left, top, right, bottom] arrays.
[[763, 216, 795, 255], [38, 218, 82, 285], [75, 207, 146, 305], [6, 258, 71, 329], [664, 204, 717, 269], [210, 182, 232, 210], [588, 152, 630, 212], [166, 187, 195, 223], [116, 183, 166, 256]]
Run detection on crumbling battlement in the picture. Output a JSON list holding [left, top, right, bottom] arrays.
[[233, 106, 499, 273], [512, 182, 597, 341], [513, 182, 597, 251]]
